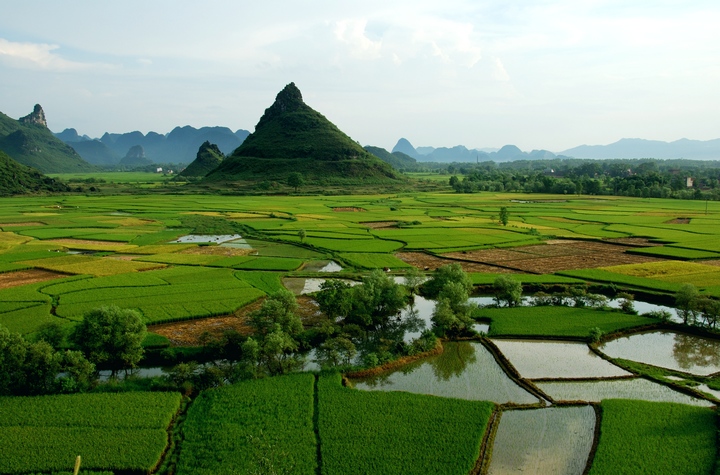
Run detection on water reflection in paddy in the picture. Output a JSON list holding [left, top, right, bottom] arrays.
[[487, 405, 595, 475], [599, 330, 720, 376], [350, 342, 540, 405], [491, 340, 632, 379], [537, 378, 714, 407]]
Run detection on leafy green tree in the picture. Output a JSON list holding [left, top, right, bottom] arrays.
[[298, 229, 306, 242], [245, 291, 304, 376], [492, 275, 522, 307], [315, 279, 354, 320], [287, 172, 305, 192], [421, 263, 473, 299], [616, 292, 636, 314], [675, 283, 700, 325], [431, 281, 474, 336], [403, 266, 424, 295], [499, 206, 509, 226], [249, 289, 303, 337], [35, 321, 66, 350], [695, 298, 720, 329], [348, 270, 408, 328], [316, 336, 357, 367], [70, 305, 146, 375]]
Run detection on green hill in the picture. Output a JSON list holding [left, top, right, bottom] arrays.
[[365, 146, 417, 171], [179, 141, 225, 177], [0, 105, 94, 173], [0, 150, 70, 195], [205, 83, 399, 184]]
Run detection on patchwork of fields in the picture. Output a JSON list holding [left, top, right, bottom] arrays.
[[3, 192, 720, 335], [3, 192, 720, 473]]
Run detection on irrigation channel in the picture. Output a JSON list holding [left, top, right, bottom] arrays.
[[137, 277, 718, 474]]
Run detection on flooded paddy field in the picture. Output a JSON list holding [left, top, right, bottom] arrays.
[[350, 342, 541, 405], [491, 339, 632, 379], [487, 405, 596, 475], [537, 378, 714, 407], [599, 330, 720, 376]]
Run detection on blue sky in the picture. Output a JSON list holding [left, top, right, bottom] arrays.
[[1, 0, 719, 152]]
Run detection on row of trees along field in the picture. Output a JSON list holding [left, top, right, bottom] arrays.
[[446, 158, 720, 199]]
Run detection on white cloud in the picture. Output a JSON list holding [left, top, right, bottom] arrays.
[[334, 19, 382, 60], [0, 38, 111, 71]]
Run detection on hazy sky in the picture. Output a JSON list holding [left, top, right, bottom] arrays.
[[1, 1, 719, 152]]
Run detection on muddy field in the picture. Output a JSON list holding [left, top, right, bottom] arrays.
[[0, 269, 67, 289], [443, 240, 662, 274], [361, 221, 397, 229], [179, 246, 252, 257], [332, 207, 366, 212], [395, 252, 516, 273], [149, 296, 321, 346]]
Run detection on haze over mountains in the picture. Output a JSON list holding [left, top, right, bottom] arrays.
[[55, 126, 250, 166]]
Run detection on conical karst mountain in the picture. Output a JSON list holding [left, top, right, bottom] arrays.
[[179, 141, 224, 177], [205, 83, 398, 183]]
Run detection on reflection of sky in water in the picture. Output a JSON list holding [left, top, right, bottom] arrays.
[[599, 331, 720, 376], [174, 234, 243, 244], [492, 340, 631, 379], [606, 299, 681, 323], [488, 406, 595, 475], [351, 342, 540, 405], [537, 378, 713, 407], [318, 261, 342, 272]]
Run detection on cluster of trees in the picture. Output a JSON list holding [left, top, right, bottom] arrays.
[[675, 284, 720, 329], [447, 159, 720, 200], [0, 305, 147, 396]]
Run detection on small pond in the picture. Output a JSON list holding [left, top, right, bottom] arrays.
[[487, 405, 595, 475], [349, 342, 541, 405], [173, 234, 244, 244], [301, 260, 343, 272], [283, 277, 360, 295], [598, 330, 720, 376], [491, 340, 632, 379], [536, 378, 714, 407], [606, 298, 681, 323]]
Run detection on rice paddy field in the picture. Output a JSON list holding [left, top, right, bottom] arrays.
[[4, 191, 720, 474]]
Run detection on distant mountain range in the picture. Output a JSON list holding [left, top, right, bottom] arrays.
[[55, 126, 250, 166], [392, 138, 556, 163], [560, 138, 720, 160]]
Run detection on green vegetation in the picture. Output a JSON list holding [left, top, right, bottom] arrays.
[[0, 391, 181, 474], [178, 141, 224, 177], [0, 107, 94, 173], [177, 373, 316, 475], [206, 83, 399, 184], [338, 252, 411, 269], [0, 151, 71, 196], [319, 372, 494, 475], [476, 306, 660, 338], [589, 400, 716, 475]]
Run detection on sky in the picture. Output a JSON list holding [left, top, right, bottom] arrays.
[[1, 0, 719, 152]]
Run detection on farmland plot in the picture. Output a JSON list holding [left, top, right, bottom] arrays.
[[0, 392, 181, 474]]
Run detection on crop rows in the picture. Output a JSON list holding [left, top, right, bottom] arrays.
[[177, 373, 317, 475], [588, 400, 716, 475], [318, 373, 494, 475], [0, 392, 182, 474], [338, 252, 411, 269]]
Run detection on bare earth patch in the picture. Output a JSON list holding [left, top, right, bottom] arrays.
[[361, 221, 398, 229], [443, 240, 662, 274], [332, 207, 366, 212], [603, 237, 663, 247], [0, 222, 45, 227], [665, 218, 691, 224], [0, 269, 67, 289], [148, 296, 320, 346], [179, 246, 252, 257], [395, 252, 516, 273]]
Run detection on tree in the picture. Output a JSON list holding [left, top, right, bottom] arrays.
[[493, 275, 522, 307], [403, 267, 424, 295], [298, 229, 306, 242], [70, 305, 146, 375], [348, 270, 408, 328], [421, 263, 473, 299], [499, 206, 509, 226], [675, 283, 700, 325], [249, 290, 303, 337], [431, 281, 475, 336], [287, 172, 305, 192], [316, 337, 357, 367], [315, 279, 354, 320]]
